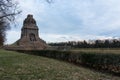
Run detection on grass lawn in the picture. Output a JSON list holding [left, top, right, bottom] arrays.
[[0, 49, 119, 80]]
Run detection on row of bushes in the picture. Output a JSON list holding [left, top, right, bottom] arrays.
[[18, 50, 120, 76]]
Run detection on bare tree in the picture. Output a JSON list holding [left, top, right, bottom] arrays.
[[0, 0, 53, 46], [46, 0, 53, 3], [0, 0, 21, 46]]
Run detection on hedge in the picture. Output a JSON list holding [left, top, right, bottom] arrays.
[[17, 50, 120, 76]]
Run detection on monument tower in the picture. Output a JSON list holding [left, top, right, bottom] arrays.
[[15, 14, 47, 50]]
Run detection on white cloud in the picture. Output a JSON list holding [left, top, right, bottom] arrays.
[[6, 30, 113, 44], [6, 30, 21, 44], [15, 0, 46, 26], [6, 0, 120, 44], [40, 33, 113, 43]]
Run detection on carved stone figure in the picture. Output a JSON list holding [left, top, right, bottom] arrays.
[[4, 14, 48, 50], [17, 14, 48, 50]]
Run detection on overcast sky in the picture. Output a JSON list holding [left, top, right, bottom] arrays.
[[6, 0, 120, 44]]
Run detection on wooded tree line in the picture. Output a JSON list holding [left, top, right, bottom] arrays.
[[49, 39, 120, 48]]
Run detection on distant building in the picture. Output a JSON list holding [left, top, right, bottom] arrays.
[[4, 14, 48, 50]]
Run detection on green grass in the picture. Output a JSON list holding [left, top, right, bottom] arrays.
[[0, 49, 120, 80]]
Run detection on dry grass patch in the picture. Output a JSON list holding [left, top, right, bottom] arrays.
[[71, 48, 120, 54]]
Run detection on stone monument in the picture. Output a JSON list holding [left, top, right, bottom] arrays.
[[5, 14, 48, 50]]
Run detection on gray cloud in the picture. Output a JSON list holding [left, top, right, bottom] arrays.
[[6, 0, 120, 44]]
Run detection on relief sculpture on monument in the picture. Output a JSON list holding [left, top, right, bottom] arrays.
[[4, 14, 48, 50]]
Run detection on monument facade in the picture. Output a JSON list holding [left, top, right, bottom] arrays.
[[5, 14, 48, 50]]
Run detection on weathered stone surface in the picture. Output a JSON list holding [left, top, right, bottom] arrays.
[[5, 14, 48, 50]]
